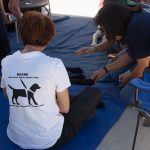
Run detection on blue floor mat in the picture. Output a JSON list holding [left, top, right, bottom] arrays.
[[60, 83, 126, 150], [0, 15, 127, 150], [0, 82, 126, 150]]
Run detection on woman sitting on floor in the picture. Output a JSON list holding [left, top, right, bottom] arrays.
[[0, 11, 100, 149]]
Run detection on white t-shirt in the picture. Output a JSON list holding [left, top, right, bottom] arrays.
[[1, 50, 71, 149]]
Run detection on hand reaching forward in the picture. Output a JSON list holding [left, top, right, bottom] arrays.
[[119, 72, 131, 85], [91, 68, 107, 82], [75, 47, 95, 55], [8, 0, 22, 20]]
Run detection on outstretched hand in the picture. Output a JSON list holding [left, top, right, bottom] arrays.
[[75, 47, 95, 56], [91, 68, 107, 82], [8, 0, 22, 20], [119, 72, 131, 85]]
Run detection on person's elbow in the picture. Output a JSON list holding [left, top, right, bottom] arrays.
[[2, 88, 8, 98], [60, 106, 70, 113]]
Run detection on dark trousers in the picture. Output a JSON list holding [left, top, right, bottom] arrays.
[[46, 87, 101, 149], [0, 10, 11, 65]]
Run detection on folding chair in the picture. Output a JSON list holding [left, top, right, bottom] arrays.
[[20, 0, 51, 17], [15, 0, 51, 43], [129, 66, 150, 150]]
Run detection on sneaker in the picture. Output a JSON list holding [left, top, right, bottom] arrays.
[[97, 100, 105, 109]]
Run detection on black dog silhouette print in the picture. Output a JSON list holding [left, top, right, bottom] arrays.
[[8, 80, 41, 106]]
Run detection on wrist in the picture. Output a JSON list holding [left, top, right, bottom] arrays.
[[93, 45, 98, 52], [102, 66, 109, 74], [128, 73, 133, 81]]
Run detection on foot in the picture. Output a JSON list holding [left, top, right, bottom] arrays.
[[97, 100, 105, 109]]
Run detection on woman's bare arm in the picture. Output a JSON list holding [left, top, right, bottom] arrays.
[[56, 88, 70, 113]]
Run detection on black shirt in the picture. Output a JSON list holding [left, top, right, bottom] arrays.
[[125, 9, 150, 60]]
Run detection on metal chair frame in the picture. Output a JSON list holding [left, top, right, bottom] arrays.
[[15, 0, 51, 43], [130, 78, 150, 150], [20, 0, 51, 17]]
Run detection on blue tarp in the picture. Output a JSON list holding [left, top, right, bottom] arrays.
[[0, 15, 127, 150]]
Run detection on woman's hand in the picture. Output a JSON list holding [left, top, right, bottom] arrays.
[[75, 47, 95, 55], [2, 12, 10, 24], [119, 72, 131, 85], [91, 68, 107, 82], [8, 0, 22, 20]]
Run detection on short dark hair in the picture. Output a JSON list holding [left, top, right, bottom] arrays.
[[19, 11, 55, 46], [95, 3, 132, 41]]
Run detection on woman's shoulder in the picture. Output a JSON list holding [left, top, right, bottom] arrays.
[[132, 9, 150, 23], [127, 10, 150, 34], [1, 50, 20, 65], [43, 54, 64, 68]]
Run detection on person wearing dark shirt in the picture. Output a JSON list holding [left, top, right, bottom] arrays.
[[76, 3, 150, 85], [125, 10, 150, 60]]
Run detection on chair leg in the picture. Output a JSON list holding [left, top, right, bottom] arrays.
[[44, 0, 51, 17], [15, 20, 19, 44], [48, 0, 51, 17], [134, 88, 141, 107], [132, 111, 141, 150]]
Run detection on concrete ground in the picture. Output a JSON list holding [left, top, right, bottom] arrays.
[[96, 106, 150, 150]]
